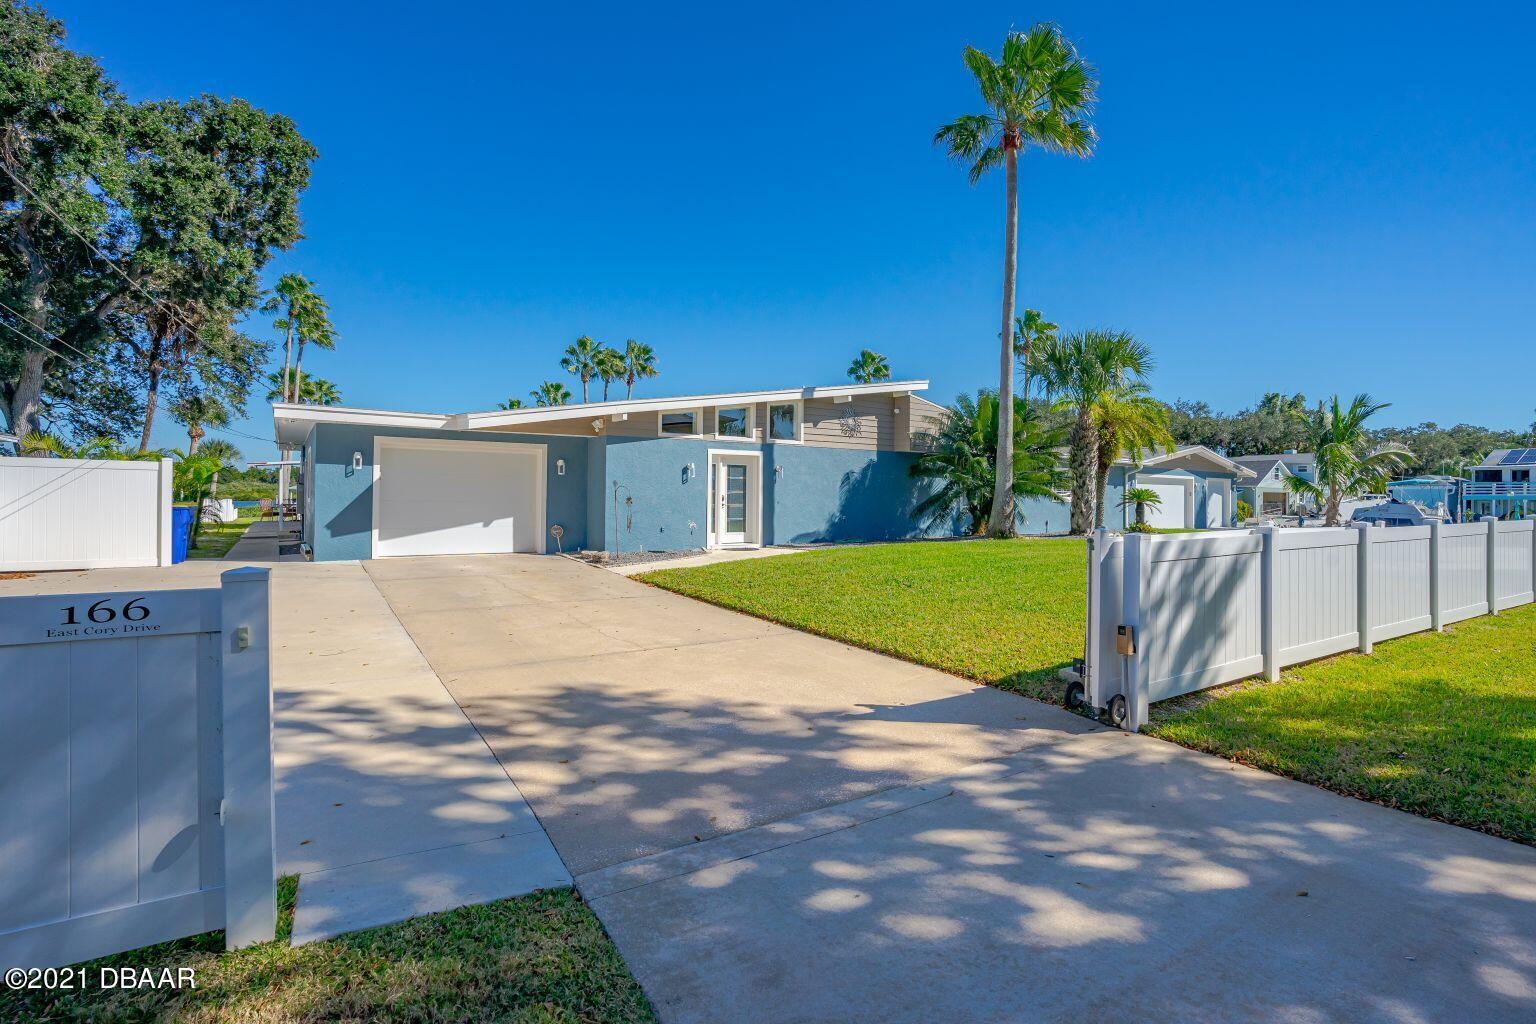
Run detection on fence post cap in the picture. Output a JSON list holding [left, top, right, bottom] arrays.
[[220, 566, 272, 584]]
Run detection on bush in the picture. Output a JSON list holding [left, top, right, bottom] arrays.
[[1126, 521, 1155, 533], [1235, 498, 1253, 522]]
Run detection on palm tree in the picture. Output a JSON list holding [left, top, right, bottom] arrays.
[[1093, 384, 1172, 529], [1014, 308, 1058, 401], [266, 370, 340, 406], [169, 394, 230, 455], [198, 438, 242, 497], [288, 286, 336, 407], [530, 380, 572, 407], [910, 390, 1068, 535], [620, 340, 659, 398], [847, 349, 892, 384], [561, 336, 602, 403], [264, 274, 315, 403], [1286, 394, 1412, 526], [935, 24, 1097, 538], [595, 345, 626, 401], [306, 378, 341, 407], [1119, 486, 1164, 530], [19, 432, 161, 460], [1035, 329, 1154, 535], [497, 397, 524, 410]]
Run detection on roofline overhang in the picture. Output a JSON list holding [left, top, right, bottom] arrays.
[[1139, 445, 1258, 480], [449, 379, 930, 430], [269, 380, 930, 444]]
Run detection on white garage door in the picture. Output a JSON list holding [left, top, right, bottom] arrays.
[[374, 439, 544, 557], [1142, 478, 1188, 529]]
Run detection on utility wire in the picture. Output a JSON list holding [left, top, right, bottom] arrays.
[[0, 162, 182, 326], [0, 297, 96, 361]]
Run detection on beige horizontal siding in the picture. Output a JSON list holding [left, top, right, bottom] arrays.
[[800, 396, 896, 450]]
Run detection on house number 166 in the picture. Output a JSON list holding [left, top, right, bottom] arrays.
[[60, 597, 150, 626]]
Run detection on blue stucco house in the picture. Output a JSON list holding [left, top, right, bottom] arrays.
[[270, 381, 1250, 561]]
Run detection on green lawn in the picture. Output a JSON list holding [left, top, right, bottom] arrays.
[[186, 506, 260, 560], [1149, 603, 1536, 845], [640, 538, 1087, 702], [1, 878, 657, 1024], [643, 539, 1536, 844]]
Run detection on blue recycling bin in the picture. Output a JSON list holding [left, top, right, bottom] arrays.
[[171, 505, 195, 564]]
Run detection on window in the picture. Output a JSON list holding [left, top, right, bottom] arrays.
[[1515, 470, 1531, 483], [659, 410, 700, 436], [716, 406, 751, 438], [1475, 469, 1502, 483], [767, 402, 799, 442]]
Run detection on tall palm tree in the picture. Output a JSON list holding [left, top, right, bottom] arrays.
[[264, 274, 315, 403], [1093, 384, 1172, 529], [1286, 394, 1411, 526], [530, 380, 572, 407], [910, 390, 1068, 535], [1014, 308, 1058, 401], [595, 345, 626, 401], [169, 394, 230, 455], [561, 336, 602, 402], [935, 24, 1097, 538], [289, 286, 336, 406], [620, 340, 659, 398], [847, 349, 892, 384], [1035, 329, 1154, 535]]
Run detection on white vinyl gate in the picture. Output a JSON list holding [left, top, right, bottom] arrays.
[[0, 569, 277, 969], [1086, 518, 1536, 730], [0, 457, 175, 571]]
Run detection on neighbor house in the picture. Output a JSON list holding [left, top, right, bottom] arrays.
[[1232, 450, 1316, 515], [1104, 446, 1253, 531], [271, 382, 1253, 561], [1463, 448, 1536, 520]]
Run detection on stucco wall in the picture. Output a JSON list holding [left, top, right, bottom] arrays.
[[305, 423, 592, 561], [599, 436, 966, 552]]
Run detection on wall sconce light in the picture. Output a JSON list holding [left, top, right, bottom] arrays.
[[775, 465, 785, 479], [685, 462, 696, 481], [556, 458, 566, 476], [352, 451, 363, 470]]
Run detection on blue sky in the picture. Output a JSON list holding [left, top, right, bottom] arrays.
[[49, 1, 1536, 459]]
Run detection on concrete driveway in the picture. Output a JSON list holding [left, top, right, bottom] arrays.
[[371, 553, 1536, 1024], [363, 553, 1077, 874]]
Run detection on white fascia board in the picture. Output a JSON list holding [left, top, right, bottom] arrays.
[[271, 403, 453, 445], [453, 379, 930, 431]]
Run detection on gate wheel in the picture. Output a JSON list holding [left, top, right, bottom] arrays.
[[1105, 694, 1128, 728], [1063, 680, 1085, 709]]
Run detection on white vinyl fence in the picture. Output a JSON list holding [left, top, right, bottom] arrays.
[[0, 569, 276, 970], [0, 457, 175, 571], [1086, 518, 1536, 731]]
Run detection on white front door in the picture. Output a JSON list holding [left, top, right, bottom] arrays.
[[710, 455, 758, 547]]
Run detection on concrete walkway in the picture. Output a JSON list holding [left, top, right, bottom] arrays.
[[370, 553, 1536, 1024], [0, 556, 570, 945]]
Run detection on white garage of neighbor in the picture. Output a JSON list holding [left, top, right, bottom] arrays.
[[371, 437, 545, 558], [1138, 475, 1194, 530]]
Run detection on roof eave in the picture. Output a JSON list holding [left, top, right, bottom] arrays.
[[455, 379, 930, 431]]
